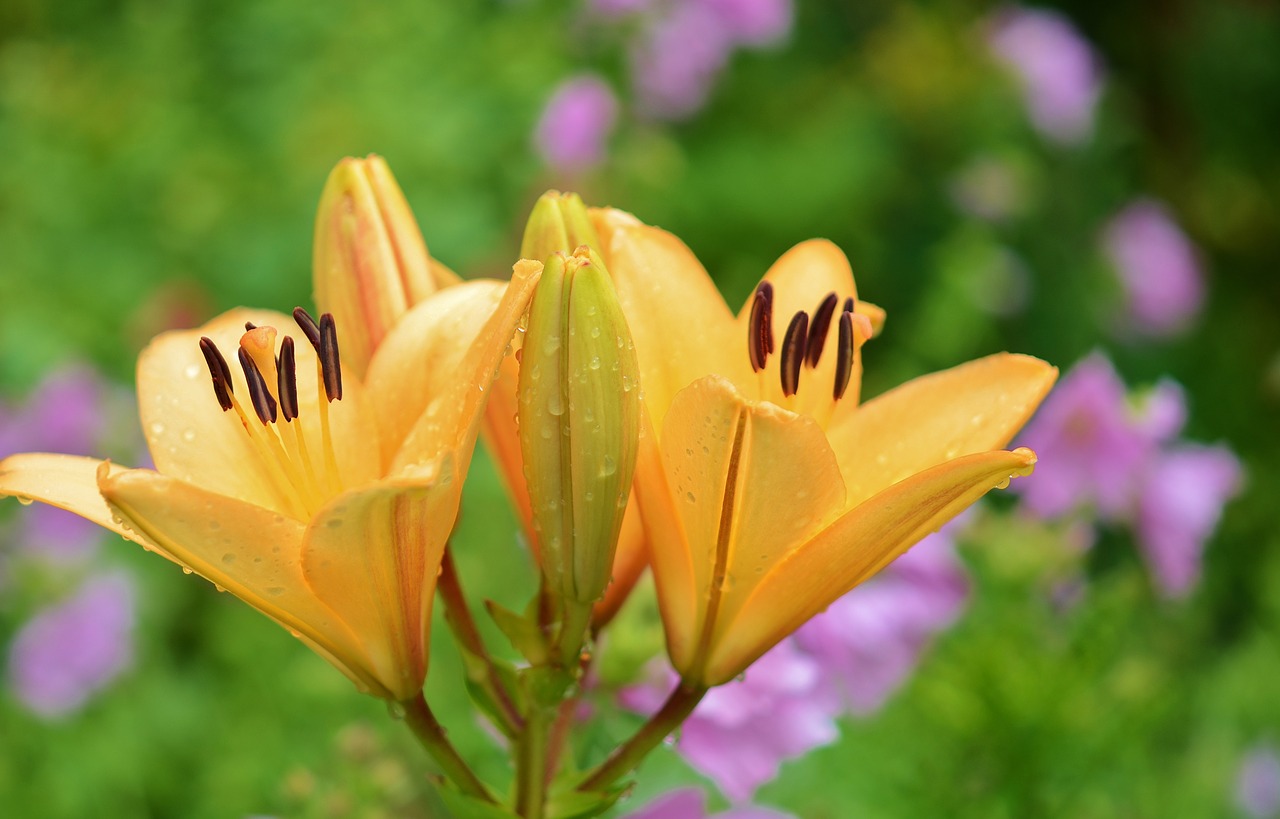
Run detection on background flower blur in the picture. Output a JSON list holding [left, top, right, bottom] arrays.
[[0, 0, 1275, 816]]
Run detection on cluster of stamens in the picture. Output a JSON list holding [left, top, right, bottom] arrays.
[[196, 308, 346, 517], [746, 282, 859, 400]]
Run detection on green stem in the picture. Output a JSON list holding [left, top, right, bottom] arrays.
[[400, 692, 496, 804], [438, 547, 524, 735], [577, 681, 708, 792], [554, 598, 594, 669], [516, 704, 551, 818]]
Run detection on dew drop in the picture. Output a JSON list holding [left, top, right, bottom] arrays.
[[184, 363, 202, 379], [221, 553, 236, 566], [589, 355, 601, 370], [327, 518, 343, 529], [685, 491, 696, 503], [547, 391, 565, 416], [601, 455, 617, 476], [266, 586, 286, 597], [16, 495, 33, 506], [149, 422, 166, 436], [181, 567, 193, 575], [181, 428, 196, 442]]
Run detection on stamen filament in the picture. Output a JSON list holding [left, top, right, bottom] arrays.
[[315, 359, 342, 497], [225, 391, 309, 518]]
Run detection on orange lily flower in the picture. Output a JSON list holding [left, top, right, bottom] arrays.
[[592, 209, 1057, 687], [0, 262, 540, 701]]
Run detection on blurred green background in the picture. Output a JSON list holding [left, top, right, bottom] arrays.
[[1, 0, 1277, 816]]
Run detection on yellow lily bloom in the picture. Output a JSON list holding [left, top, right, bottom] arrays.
[[0, 262, 540, 701], [591, 209, 1057, 686]]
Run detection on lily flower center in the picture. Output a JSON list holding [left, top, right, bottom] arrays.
[[745, 281, 873, 403], [197, 307, 346, 519]]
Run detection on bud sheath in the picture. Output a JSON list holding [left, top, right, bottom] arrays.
[[518, 249, 640, 607]]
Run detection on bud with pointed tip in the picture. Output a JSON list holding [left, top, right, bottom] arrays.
[[518, 247, 640, 614], [520, 191, 602, 265], [313, 154, 454, 379]]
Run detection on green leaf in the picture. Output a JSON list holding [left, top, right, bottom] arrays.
[[486, 598, 550, 665], [436, 782, 518, 819]]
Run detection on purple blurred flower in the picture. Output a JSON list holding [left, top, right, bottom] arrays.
[[1016, 353, 1241, 597], [703, 0, 793, 47], [0, 365, 135, 563], [795, 522, 969, 714], [0, 364, 108, 457], [621, 640, 840, 802], [1136, 444, 1241, 597], [987, 6, 1103, 145], [1238, 743, 1280, 819], [632, 3, 736, 119], [8, 572, 136, 718], [1015, 353, 1157, 520], [534, 75, 619, 171], [624, 788, 795, 819], [1102, 199, 1205, 337]]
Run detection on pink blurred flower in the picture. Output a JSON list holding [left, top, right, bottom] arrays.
[[624, 788, 795, 819], [1238, 743, 1280, 819], [795, 522, 969, 714], [1015, 353, 1241, 597], [0, 364, 140, 563], [703, 0, 793, 47], [1015, 353, 1157, 520], [620, 641, 840, 802], [987, 6, 1103, 145], [1102, 199, 1205, 337], [1137, 445, 1242, 597], [632, 3, 736, 119], [8, 573, 136, 718], [534, 75, 619, 171]]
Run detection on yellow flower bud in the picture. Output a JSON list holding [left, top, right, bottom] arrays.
[[518, 248, 640, 609], [313, 155, 448, 379], [520, 191, 601, 264]]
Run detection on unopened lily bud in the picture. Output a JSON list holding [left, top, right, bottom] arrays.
[[313, 154, 445, 379], [520, 190, 601, 264], [518, 248, 640, 607]]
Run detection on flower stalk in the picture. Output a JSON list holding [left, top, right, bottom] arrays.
[[400, 692, 497, 804]]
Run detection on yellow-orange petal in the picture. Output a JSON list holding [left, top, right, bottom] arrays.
[[369, 261, 541, 478], [0, 453, 172, 555], [704, 447, 1037, 685], [592, 208, 744, 433], [99, 467, 386, 697], [592, 499, 648, 627], [825, 353, 1057, 508], [137, 308, 380, 518], [301, 461, 460, 701], [481, 344, 532, 537], [632, 405, 699, 671], [656, 375, 846, 679], [364, 280, 507, 469]]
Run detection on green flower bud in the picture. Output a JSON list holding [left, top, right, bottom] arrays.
[[520, 191, 601, 264], [518, 248, 640, 607]]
